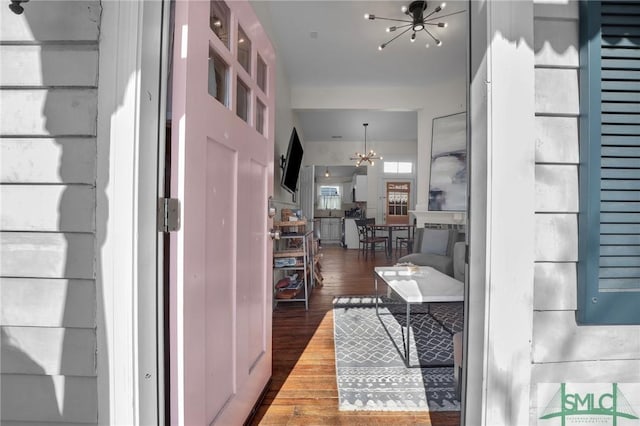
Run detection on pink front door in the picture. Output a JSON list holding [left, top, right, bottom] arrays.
[[170, 0, 275, 423]]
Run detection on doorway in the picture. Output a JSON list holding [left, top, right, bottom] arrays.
[[385, 181, 411, 225], [109, 0, 480, 422], [160, 0, 472, 424]]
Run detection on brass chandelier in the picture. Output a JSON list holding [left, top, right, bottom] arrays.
[[351, 123, 382, 167]]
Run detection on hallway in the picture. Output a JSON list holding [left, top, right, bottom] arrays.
[[251, 246, 461, 425]]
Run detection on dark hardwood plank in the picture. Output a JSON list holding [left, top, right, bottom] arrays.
[[250, 245, 461, 425]]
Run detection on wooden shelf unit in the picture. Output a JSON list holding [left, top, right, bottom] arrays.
[[272, 224, 315, 310]]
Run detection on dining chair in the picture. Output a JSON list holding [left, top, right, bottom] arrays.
[[395, 222, 415, 256], [355, 219, 388, 259]]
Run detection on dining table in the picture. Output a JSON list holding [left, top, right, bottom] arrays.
[[369, 223, 415, 257]]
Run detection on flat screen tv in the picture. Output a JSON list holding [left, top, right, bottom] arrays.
[[281, 127, 303, 194]]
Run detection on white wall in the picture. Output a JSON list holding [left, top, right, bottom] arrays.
[[291, 80, 465, 211], [251, 1, 301, 211], [304, 140, 416, 166]]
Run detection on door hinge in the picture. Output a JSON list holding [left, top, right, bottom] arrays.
[[158, 198, 181, 232]]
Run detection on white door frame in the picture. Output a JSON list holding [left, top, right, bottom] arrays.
[[464, 1, 535, 424], [97, 0, 539, 424], [96, 1, 167, 424]]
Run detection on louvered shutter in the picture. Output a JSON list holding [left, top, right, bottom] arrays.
[[578, 0, 640, 324]]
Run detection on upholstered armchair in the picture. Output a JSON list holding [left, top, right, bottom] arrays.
[[452, 240, 465, 282], [397, 227, 463, 278]]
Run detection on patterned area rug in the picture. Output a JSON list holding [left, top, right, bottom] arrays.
[[333, 296, 463, 412]]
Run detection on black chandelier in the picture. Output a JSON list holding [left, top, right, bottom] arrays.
[[364, 1, 460, 50]]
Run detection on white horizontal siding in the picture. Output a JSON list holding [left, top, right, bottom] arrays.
[[0, 1, 100, 42], [532, 311, 640, 363], [535, 68, 580, 115], [533, 3, 581, 364], [1, 278, 95, 327], [1, 185, 95, 232], [534, 19, 579, 67], [0, 89, 97, 136], [1, 1, 101, 423], [534, 214, 578, 262], [0, 138, 96, 184], [1, 326, 96, 376], [534, 0, 578, 20], [531, 359, 640, 383], [1, 423, 97, 426], [0, 374, 97, 423], [534, 116, 579, 164], [0, 232, 94, 279], [533, 262, 577, 310], [534, 165, 579, 213], [0, 45, 98, 87]]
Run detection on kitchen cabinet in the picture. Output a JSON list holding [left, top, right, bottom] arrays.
[[342, 181, 353, 204], [319, 217, 341, 242]]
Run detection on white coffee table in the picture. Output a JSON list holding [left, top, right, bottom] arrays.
[[374, 266, 464, 367]]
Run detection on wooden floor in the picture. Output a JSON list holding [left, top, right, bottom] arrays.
[[250, 245, 461, 425]]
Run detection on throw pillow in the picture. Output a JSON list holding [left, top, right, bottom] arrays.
[[420, 228, 450, 256]]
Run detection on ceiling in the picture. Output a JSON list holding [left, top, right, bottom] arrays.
[[297, 109, 418, 142], [262, 1, 468, 145]]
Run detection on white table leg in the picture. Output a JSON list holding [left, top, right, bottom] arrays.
[[406, 301, 411, 367]]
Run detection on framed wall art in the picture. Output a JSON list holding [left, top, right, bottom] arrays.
[[428, 112, 467, 211]]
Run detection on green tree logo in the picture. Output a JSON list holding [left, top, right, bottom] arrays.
[[540, 383, 639, 425]]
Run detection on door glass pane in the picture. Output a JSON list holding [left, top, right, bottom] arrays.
[[256, 99, 266, 135], [209, 0, 230, 48], [208, 48, 229, 106], [236, 77, 250, 122], [257, 55, 267, 93], [386, 182, 410, 223], [237, 25, 251, 74]]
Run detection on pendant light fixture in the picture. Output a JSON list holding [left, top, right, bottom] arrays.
[[350, 123, 382, 167], [324, 166, 330, 177], [364, 1, 462, 50]]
